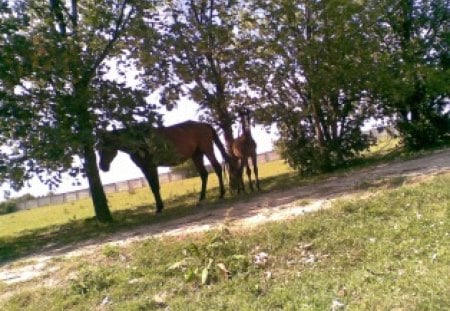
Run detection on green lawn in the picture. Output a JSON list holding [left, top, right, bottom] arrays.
[[0, 136, 426, 264], [0, 160, 293, 237], [0, 159, 294, 262], [2, 172, 449, 310]]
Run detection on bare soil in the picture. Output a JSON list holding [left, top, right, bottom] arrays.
[[1, 148, 449, 287]]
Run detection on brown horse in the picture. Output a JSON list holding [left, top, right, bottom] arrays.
[[231, 109, 260, 192], [97, 121, 230, 213]]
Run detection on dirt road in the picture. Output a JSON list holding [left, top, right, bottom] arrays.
[[1, 148, 449, 285]]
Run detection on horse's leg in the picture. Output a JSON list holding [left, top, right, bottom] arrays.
[[251, 152, 260, 191], [132, 155, 164, 212], [237, 158, 246, 194], [192, 152, 208, 201], [204, 152, 226, 198], [245, 157, 254, 192], [145, 163, 164, 212]]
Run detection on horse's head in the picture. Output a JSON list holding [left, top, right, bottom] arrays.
[[97, 134, 118, 172]]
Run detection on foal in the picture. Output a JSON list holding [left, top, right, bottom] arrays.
[[231, 109, 260, 192]]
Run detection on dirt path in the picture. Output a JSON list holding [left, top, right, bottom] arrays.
[[1, 148, 450, 285]]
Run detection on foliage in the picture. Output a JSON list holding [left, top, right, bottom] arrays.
[[170, 160, 200, 178], [133, 0, 258, 190], [134, 0, 253, 126], [0, 0, 159, 222], [0, 194, 34, 215], [397, 101, 450, 149], [0, 194, 26, 215], [375, 0, 450, 149], [247, 0, 380, 174]]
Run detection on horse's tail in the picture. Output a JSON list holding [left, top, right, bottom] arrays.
[[209, 124, 231, 183], [209, 124, 231, 165]]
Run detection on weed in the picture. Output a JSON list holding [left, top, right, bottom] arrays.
[[102, 245, 121, 259], [166, 228, 250, 286]]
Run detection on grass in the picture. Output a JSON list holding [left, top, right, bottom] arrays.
[[0, 135, 440, 264], [2, 172, 449, 310], [0, 159, 293, 263]]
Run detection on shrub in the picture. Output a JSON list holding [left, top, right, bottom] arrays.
[[277, 127, 374, 176], [0, 194, 34, 215], [170, 160, 199, 178], [0, 201, 17, 215], [397, 99, 450, 150]]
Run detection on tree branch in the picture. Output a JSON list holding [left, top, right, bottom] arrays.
[[84, 0, 133, 84], [49, 0, 67, 36]]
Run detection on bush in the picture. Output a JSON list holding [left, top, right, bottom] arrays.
[[0, 194, 34, 215], [170, 160, 199, 178], [277, 127, 374, 176], [397, 99, 450, 150], [0, 201, 17, 215]]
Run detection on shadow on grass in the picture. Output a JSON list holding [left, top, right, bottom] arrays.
[[0, 189, 224, 264], [2, 143, 445, 265]]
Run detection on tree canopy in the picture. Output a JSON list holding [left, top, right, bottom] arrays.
[[0, 0, 158, 221], [0, 0, 448, 219]]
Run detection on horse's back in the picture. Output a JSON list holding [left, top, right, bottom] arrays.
[[159, 121, 212, 139], [158, 121, 215, 156]]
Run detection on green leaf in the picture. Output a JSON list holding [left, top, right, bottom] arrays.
[[201, 267, 209, 285], [216, 262, 229, 280], [185, 243, 201, 257], [184, 268, 196, 282], [167, 259, 186, 271]]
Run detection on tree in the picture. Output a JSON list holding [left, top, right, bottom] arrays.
[[0, 0, 153, 222], [132, 0, 258, 188], [247, 0, 380, 174], [375, 0, 450, 149]]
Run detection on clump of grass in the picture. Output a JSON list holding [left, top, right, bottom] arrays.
[[2, 173, 449, 310], [355, 176, 406, 190], [165, 228, 251, 286], [293, 199, 311, 206], [101, 245, 121, 259]]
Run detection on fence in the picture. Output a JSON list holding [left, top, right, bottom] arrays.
[[16, 150, 280, 210]]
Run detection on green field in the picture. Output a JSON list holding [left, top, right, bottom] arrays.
[[0, 136, 405, 263], [2, 171, 449, 310], [0, 160, 293, 237], [0, 159, 298, 263]]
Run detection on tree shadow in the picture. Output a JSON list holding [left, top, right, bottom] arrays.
[[0, 190, 212, 264], [0, 145, 423, 265]]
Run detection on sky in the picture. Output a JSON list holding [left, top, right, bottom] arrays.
[[2, 99, 278, 200]]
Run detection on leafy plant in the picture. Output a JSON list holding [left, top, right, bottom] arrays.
[[102, 245, 121, 259], [166, 228, 249, 285], [70, 267, 116, 295]]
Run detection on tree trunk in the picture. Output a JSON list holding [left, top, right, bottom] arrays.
[[216, 106, 241, 192], [222, 124, 235, 155], [83, 144, 113, 223]]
